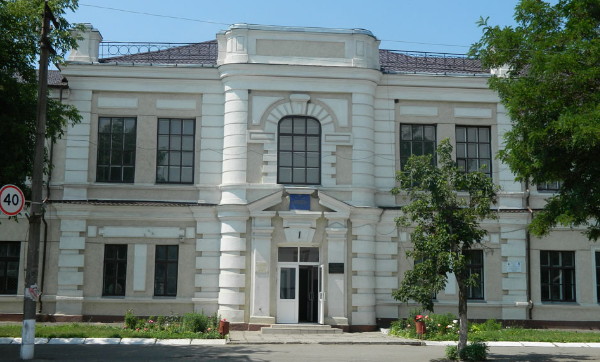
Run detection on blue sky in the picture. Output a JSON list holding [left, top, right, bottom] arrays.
[[66, 0, 520, 54]]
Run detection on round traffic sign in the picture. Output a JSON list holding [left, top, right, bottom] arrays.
[[0, 184, 25, 216]]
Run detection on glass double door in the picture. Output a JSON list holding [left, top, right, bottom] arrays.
[[276, 247, 323, 324]]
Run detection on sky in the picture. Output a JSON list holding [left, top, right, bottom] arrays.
[[65, 0, 521, 54]]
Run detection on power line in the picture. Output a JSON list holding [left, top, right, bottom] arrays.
[[79, 3, 229, 26]]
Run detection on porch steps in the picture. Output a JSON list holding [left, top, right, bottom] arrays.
[[261, 324, 343, 335]]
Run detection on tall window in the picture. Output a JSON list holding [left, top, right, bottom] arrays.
[[102, 244, 127, 296], [464, 250, 484, 300], [154, 245, 178, 297], [0, 242, 20, 295], [540, 250, 576, 302], [278, 116, 321, 185], [97, 117, 136, 183], [157, 118, 195, 184], [455, 126, 491, 178], [400, 124, 436, 169], [596, 252, 600, 303]]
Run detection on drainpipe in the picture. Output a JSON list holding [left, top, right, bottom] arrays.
[[525, 180, 533, 321]]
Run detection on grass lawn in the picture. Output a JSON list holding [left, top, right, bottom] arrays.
[[0, 323, 222, 339]]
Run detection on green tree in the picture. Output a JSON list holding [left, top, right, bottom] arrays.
[[470, 0, 600, 240], [391, 139, 498, 351], [0, 0, 81, 194]]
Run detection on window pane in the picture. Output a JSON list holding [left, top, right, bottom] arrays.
[[158, 119, 170, 134], [467, 127, 478, 141], [300, 247, 319, 262], [412, 125, 423, 141], [280, 152, 292, 167], [306, 152, 319, 167], [479, 144, 491, 158], [167, 246, 178, 260], [170, 119, 182, 134], [293, 152, 306, 167], [456, 127, 466, 142], [157, 167, 167, 182], [424, 126, 436, 141], [293, 118, 306, 133], [280, 119, 293, 133], [181, 167, 193, 183], [112, 118, 123, 133], [157, 151, 168, 166], [169, 152, 181, 166], [181, 152, 193, 167], [279, 167, 292, 183], [293, 136, 305, 151], [280, 136, 292, 151], [158, 135, 169, 150], [400, 142, 411, 157], [278, 247, 298, 262], [306, 168, 319, 184], [467, 143, 478, 158], [293, 168, 305, 183], [182, 136, 194, 151], [456, 143, 466, 158], [182, 119, 194, 135], [99, 118, 111, 133], [280, 267, 296, 299], [124, 118, 136, 134], [306, 120, 319, 135], [562, 252, 574, 267], [478, 128, 490, 142], [307, 136, 319, 151], [170, 136, 181, 150], [169, 167, 181, 182], [401, 125, 412, 140]]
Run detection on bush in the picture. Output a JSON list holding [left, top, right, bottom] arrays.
[[470, 319, 502, 333], [446, 342, 488, 361], [182, 313, 211, 333], [124, 310, 137, 330]]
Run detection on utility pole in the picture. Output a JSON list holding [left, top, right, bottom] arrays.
[[21, 1, 54, 359]]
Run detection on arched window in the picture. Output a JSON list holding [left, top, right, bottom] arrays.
[[277, 116, 321, 185]]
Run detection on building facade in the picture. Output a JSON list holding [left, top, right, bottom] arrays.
[[1, 24, 597, 330]]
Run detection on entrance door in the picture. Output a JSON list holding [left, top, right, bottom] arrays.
[[276, 247, 321, 324]]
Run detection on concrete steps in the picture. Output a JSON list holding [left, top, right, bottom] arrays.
[[261, 324, 343, 335]]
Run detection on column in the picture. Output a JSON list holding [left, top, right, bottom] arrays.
[[351, 91, 376, 206], [220, 86, 248, 204], [217, 206, 248, 323], [249, 212, 276, 324], [325, 213, 349, 326], [193, 210, 221, 315], [55, 216, 86, 316]]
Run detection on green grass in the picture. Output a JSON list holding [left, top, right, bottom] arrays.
[[391, 324, 600, 343], [0, 323, 223, 339]]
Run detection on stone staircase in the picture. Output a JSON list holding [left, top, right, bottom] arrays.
[[261, 324, 343, 335]]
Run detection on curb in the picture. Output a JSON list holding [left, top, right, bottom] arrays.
[[0, 337, 226, 345]]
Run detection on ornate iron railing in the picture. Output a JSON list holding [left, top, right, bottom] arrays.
[[379, 49, 487, 74], [99, 41, 218, 64]]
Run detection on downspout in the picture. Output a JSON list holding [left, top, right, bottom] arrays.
[[525, 179, 533, 321]]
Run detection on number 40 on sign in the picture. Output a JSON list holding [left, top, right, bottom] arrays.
[[0, 185, 25, 216]]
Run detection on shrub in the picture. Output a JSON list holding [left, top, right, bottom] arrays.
[[124, 310, 137, 330], [446, 342, 488, 361], [470, 319, 502, 333], [182, 313, 211, 333]]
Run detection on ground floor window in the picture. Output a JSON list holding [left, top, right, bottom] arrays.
[[154, 245, 178, 296], [103, 244, 127, 296], [0, 242, 20, 295], [541, 250, 575, 302], [464, 250, 484, 300]]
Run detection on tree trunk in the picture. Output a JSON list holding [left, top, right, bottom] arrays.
[[457, 273, 468, 352]]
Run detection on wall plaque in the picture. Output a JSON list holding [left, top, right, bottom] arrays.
[[329, 263, 344, 274]]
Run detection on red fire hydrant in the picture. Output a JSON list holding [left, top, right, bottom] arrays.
[[218, 318, 230, 337]]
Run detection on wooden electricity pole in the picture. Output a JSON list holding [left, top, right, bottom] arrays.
[[21, 1, 55, 359]]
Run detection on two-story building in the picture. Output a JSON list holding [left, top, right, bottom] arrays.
[[0, 23, 597, 330]]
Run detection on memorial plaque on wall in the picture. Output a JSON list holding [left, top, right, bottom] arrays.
[[329, 263, 344, 274]]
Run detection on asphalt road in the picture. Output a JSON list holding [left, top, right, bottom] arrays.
[[2, 344, 600, 362]]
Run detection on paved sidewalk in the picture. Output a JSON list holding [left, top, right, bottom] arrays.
[[229, 330, 422, 345]]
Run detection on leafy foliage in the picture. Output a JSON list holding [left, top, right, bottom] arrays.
[[121, 310, 222, 338], [0, 0, 81, 194], [470, 0, 600, 240], [391, 139, 498, 350], [446, 341, 489, 361]]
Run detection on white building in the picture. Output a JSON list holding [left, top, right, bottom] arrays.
[[0, 23, 597, 330]]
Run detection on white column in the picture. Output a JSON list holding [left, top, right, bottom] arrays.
[[217, 206, 248, 323], [351, 209, 379, 327], [500, 216, 529, 320], [351, 91, 376, 206], [325, 213, 349, 326], [63, 90, 92, 200], [193, 210, 221, 315], [55, 217, 86, 316], [249, 212, 276, 324], [220, 86, 248, 204]]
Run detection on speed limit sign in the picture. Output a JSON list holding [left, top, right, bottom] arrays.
[[0, 185, 25, 216]]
